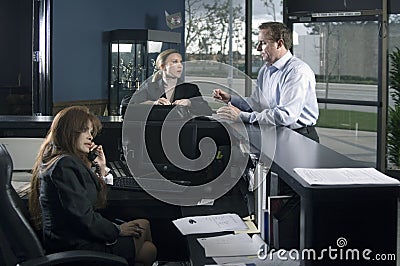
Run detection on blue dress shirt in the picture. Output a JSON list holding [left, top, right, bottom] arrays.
[[231, 51, 319, 129]]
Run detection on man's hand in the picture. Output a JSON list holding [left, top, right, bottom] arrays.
[[216, 102, 241, 121], [213, 89, 231, 104]]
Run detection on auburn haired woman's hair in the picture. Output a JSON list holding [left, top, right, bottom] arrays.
[[28, 106, 106, 230]]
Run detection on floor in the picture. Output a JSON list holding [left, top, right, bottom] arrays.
[[317, 127, 377, 166]]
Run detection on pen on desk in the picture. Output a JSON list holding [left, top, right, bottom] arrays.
[[214, 98, 227, 104], [114, 218, 126, 224]]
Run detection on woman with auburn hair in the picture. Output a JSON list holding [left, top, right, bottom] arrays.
[[29, 106, 156, 266]]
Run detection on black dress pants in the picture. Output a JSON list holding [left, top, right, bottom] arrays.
[[293, 126, 319, 143]]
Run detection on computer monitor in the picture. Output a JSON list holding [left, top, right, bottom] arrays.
[[124, 104, 192, 121], [94, 125, 123, 162], [144, 121, 199, 174], [124, 118, 233, 186]]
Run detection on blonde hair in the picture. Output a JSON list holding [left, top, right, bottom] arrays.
[[152, 49, 181, 82]]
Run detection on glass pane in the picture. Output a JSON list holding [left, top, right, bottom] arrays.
[[185, 60, 252, 111], [293, 21, 378, 102], [1, 1, 33, 115], [109, 41, 146, 116], [317, 103, 377, 166], [387, 14, 400, 169], [184, 0, 246, 70], [251, 0, 283, 78], [291, 21, 379, 167]]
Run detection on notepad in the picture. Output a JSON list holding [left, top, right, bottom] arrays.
[[293, 167, 400, 185]]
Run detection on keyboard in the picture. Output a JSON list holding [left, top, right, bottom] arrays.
[[113, 176, 143, 191], [108, 160, 191, 192], [108, 160, 130, 177], [108, 161, 143, 191]]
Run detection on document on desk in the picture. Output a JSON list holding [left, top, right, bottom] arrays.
[[212, 252, 300, 266], [198, 233, 265, 257], [172, 213, 248, 235], [293, 167, 400, 185]]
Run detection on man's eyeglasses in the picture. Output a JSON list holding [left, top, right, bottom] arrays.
[[256, 39, 276, 50], [256, 41, 268, 50]]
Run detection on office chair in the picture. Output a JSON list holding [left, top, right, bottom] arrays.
[[0, 144, 128, 266]]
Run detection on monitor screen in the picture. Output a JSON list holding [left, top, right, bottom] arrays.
[[129, 119, 232, 186], [144, 121, 198, 173]]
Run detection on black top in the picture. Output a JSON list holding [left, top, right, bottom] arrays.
[[130, 79, 212, 116], [39, 155, 119, 252]]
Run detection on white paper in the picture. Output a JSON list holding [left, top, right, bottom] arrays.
[[234, 219, 259, 234], [198, 234, 299, 265], [197, 199, 215, 206], [213, 253, 300, 266], [198, 234, 265, 257], [172, 213, 248, 235], [293, 167, 400, 185]]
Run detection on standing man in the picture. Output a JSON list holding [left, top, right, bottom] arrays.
[[214, 22, 319, 142]]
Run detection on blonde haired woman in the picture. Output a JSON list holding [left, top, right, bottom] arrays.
[[130, 49, 212, 115]]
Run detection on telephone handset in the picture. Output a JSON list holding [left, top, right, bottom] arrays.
[[87, 149, 98, 162], [87, 149, 101, 176]]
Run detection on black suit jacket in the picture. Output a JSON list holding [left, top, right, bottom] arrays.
[[130, 79, 212, 115], [39, 155, 119, 253]]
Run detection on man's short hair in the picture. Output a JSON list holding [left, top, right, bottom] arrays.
[[259, 22, 293, 50]]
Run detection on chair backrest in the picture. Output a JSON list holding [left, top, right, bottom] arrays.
[[0, 144, 45, 265]]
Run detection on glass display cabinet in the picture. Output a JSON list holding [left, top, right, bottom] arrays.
[[107, 29, 181, 115]]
